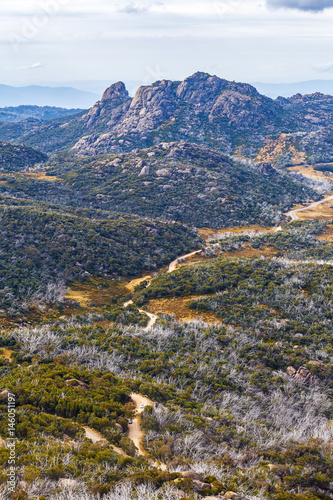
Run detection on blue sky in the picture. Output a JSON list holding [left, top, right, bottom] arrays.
[[1, 0, 333, 87]]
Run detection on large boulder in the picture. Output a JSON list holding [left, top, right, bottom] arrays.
[[224, 492, 242, 500], [181, 471, 204, 482], [65, 379, 88, 389]]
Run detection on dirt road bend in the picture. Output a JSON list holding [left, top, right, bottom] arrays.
[[129, 393, 167, 470], [168, 250, 202, 273], [287, 195, 333, 221], [83, 426, 129, 457]]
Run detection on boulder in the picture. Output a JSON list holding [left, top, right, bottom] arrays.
[[65, 379, 88, 389], [224, 492, 241, 500], [0, 389, 9, 400], [115, 423, 124, 433], [192, 480, 211, 492], [59, 478, 80, 488], [139, 165, 152, 176], [260, 162, 276, 176], [286, 366, 297, 376], [181, 471, 204, 481]]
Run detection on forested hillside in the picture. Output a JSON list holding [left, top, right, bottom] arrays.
[[0, 142, 323, 228], [1, 73, 333, 500], [0, 205, 201, 315]]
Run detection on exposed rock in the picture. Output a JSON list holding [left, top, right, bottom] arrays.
[[156, 168, 172, 176], [287, 366, 319, 384], [59, 478, 80, 488], [71, 72, 290, 156], [115, 423, 124, 433], [286, 366, 297, 377], [260, 162, 277, 176], [192, 480, 211, 492], [0, 389, 9, 400], [139, 165, 152, 176], [65, 379, 88, 389], [224, 492, 241, 500], [181, 471, 204, 481]]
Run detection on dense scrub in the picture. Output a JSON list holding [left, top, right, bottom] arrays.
[[0, 142, 47, 172], [1, 306, 332, 498], [0, 205, 201, 313], [0, 143, 324, 228]]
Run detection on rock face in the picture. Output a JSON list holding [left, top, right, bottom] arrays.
[[71, 72, 288, 155], [0, 389, 9, 400]]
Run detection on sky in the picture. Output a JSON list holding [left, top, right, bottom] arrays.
[[1, 0, 333, 89]]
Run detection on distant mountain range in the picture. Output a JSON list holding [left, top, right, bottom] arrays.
[[0, 85, 99, 109], [0, 105, 83, 123], [253, 80, 333, 98], [1, 72, 333, 167]]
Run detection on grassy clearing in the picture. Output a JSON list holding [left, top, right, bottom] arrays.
[[147, 295, 221, 324], [66, 278, 128, 309]]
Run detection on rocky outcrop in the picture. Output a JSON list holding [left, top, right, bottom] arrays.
[[260, 162, 277, 176], [224, 493, 242, 500], [71, 72, 288, 155], [65, 379, 88, 389], [181, 471, 204, 481], [286, 366, 319, 384], [0, 389, 9, 400], [80, 81, 131, 130]]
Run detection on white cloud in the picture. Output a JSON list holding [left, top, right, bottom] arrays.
[[16, 62, 44, 70], [266, 0, 333, 11], [313, 61, 333, 73]]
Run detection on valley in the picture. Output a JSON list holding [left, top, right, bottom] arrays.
[[1, 74, 333, 500]]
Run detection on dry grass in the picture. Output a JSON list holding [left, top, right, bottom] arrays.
[[294, 199, 333, 221], [198, 225, 273, 240], [222, 243, 278, 259], [0, 348, 13, 361], [125, 275, 152, 292], [22, 172, 63, 182], [287, 164, 332, 180], [318, 224, 333, 243], [255, 134, 306, 166], [147, 296, 222, 324], [66, 278, 128, 309]]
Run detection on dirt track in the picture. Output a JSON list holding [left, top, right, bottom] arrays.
[[287, 195, 333, 221], [128, 393, 154, 456]]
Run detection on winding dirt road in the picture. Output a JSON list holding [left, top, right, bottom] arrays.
[[124, 300, 159, 330], [287, 194, 333, 221], [128, 393, 153, 456], [168, 250, 202, 273], [129, 393, 167, 470], [83, 426, 130, 457]]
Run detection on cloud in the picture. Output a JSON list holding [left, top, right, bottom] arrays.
[[266, 0, 333, 11], [17, 62, 44, 70], [313, 61, 333, 73], [117, 1, 163, 14]]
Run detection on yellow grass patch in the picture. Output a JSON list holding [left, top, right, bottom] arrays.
[[22, 172, 63, 182], [293, 199, 333, 221], [287, 164, 332, 180], [0, 348, 13, 361], [198, 225, 273, 240], [125, 275, 152, 292], [255, 134, 306, 166], [318, 224, 333, 243], [148, 296, 222, 324], [66, 278, 128, 309]]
